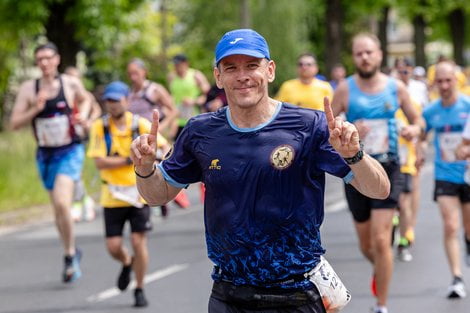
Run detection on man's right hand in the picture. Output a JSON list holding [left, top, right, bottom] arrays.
[[131, 110, 159, 174]]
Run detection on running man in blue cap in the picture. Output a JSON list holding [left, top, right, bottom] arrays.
[[131, 29, 390, 313]]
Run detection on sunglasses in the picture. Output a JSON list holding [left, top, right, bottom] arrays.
[[35, 54, 57, 63], [399, 70, 409, 75], [298, 62, 315, 67]]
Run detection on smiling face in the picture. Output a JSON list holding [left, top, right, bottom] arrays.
[[352, 35, 382, 79], [35, 48, 60, 77], [214, 54, 275, 110]]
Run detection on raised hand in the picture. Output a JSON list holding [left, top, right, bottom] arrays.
[[131, 110, 159, 168], [324, 97, 360, 158]]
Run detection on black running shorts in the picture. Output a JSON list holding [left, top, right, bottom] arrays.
[[433, 180, 470, 203], [345, 160, 404, 223], [103, 205, 152, 237], [208, 281, 326, 313]]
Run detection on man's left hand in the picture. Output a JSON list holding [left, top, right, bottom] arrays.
[[324, 97, 360, 158]]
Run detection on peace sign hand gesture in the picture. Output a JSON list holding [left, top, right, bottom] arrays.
[[131, 110, 159, 171], [324, 97, 361, 158]]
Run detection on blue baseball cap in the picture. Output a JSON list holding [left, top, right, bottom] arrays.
[[215, 29, 270, 65], [102, 81, 129, 101]]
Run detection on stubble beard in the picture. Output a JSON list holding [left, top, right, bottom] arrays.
[[357, 65, 379, 79]]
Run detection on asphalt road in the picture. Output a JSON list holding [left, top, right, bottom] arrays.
[[0, 165, 469, 313]]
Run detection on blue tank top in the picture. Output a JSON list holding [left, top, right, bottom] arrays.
[[346, 76, 400, 161], [423, 95, 470, 184]]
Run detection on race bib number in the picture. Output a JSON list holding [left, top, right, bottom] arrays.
[[361, 119, 389, 155], [108, 184, 144, 208], [35, 115, 72, 147], [438, 132, 462, 162], [308, 256, 351, 312]]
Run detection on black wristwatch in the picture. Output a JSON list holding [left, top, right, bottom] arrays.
[[343, 142, 364, 165]]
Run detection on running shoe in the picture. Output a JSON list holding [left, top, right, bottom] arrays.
[[63, 248, 82, 283], [447, 276, 467, 299], [117, 259, 133, 291], [397, 245, 413, 262], [370, 306, 388, 313], [134, 288, 148, 307], [370, 274, 377, 297]]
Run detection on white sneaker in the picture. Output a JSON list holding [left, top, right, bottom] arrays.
[[397, 246, 413, 262], [447, 278, 467, 299]]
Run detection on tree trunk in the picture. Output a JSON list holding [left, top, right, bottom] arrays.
[[44, 0, 81, 72], [240, 0, 251, 28], [378, 6, 389, 69], [325, 0, 342, 79], [448, 8, 465, 66], [413, 14, 426, 67], [160, 0, 169, 74]]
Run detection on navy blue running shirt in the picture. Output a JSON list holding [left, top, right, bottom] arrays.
[[159, 102, 353, 289]]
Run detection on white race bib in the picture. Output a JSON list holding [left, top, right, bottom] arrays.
[[35, 115, 72, 147], [438, 132, 462, 162], [361, 119, 389, 155], [308, 256, 351, 312], [108, 184, 144, 208]]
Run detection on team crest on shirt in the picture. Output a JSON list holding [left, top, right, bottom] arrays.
[[270, 145, 295, 170]]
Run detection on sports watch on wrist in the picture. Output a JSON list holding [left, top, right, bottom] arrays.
[[343, 142, 364, 165]]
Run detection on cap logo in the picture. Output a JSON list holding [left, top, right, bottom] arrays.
[[230, 38, 244, 44]]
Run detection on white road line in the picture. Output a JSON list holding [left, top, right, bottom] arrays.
[[86, 263, 189, 303], [326, 199, 347, 213]]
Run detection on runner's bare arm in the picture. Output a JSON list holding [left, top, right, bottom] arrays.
[[93, 156, 132, 169], [194, 70, 210, 107], [330, 80, 348, 117], [152, 83, 178, 133], [456, 138, 470, 160], [131, 110, 182, 206], [10, 81, 45, 130], [324, 98, 390, 199]]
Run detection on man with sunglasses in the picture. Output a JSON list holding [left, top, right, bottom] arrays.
[[395, 58, 428, 108], [276, 53, 333, 111], [10, 42, 92, 283]]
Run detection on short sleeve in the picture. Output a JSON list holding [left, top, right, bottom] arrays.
[[311, 112, 351, 179], [158, 122, 202, 188], [87, 120, 106, 158]]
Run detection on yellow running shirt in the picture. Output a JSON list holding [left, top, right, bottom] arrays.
[[276, 78, 333, 111], [87, 112, 168, 208]]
